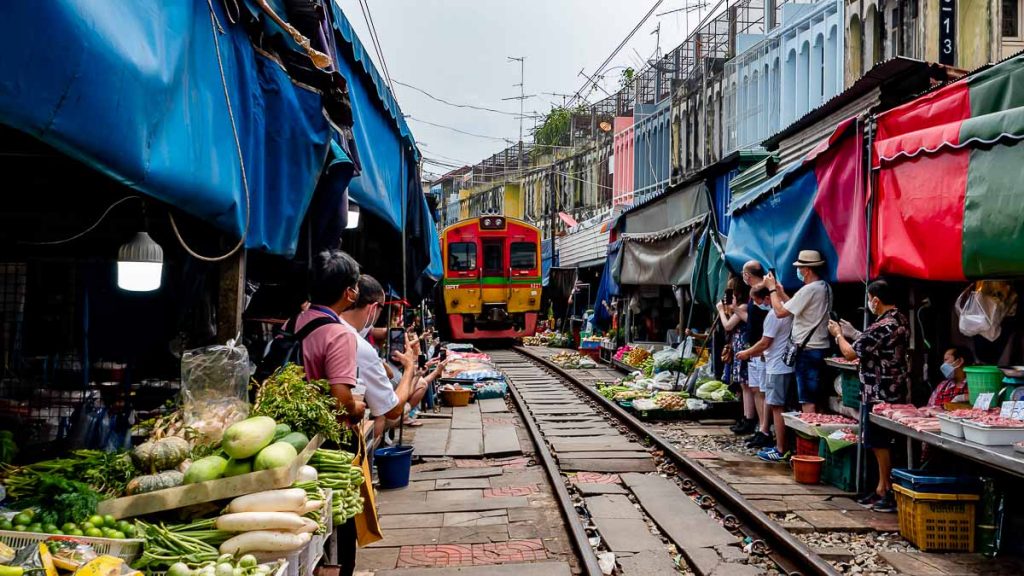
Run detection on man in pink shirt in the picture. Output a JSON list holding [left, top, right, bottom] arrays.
[[294, 250, 366, 425]]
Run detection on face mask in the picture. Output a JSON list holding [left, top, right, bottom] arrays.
[[868, 298, 879, 316], [757, 303, 771, 311], [940, 362, 956, 379], [359, 306, 379, 337], [796, 268, 806, 283]]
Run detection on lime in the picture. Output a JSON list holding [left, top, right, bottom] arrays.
[[116, 520, 132, 533], [81, 522, 95, 531], [0, 520, 12, 531], [88, 515, 104, 528], [13, 525, 26, 532], [13, 513, 31, 527], [27, 523, 42, 533], [102, 515, 117, 528], [111, 531, 125, 539], [69, 529, 84, 537], [121, 525, 136, 538], [85, 527, 103, 538], [43, 524, 59, 533], [50, 529, 64, 536], [62, 522, 78, 532], [22, 509, 35, 519]]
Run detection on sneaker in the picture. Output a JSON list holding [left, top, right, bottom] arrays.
[[746, 432, 774, 448], [757, 447, 790, 463], [856, 492, 882, 507], [731, 418, 756, 435], [872, 492, 897, 513]]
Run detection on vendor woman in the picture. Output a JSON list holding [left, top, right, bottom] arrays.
[[927, 346, 973, 407]]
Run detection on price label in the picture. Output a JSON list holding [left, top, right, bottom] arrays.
[[974, 392, 995, 410], [1012, 401, 1024, 420], [1001, 401, 1015, 418]]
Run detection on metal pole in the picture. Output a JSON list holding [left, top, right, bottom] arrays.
[[857, 116, 875, 497]]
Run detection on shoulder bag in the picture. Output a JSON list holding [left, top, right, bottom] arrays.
[[782, 283, 831, 367]]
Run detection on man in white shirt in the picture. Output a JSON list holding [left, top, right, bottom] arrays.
[[763, 249, 831, 413], [737, 286, 794, 463], [339, 275, 424, 444]]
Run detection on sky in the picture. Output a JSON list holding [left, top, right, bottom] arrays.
[[335, 0, 717, 180]]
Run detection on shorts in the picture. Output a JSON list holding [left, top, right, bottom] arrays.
[[764, 372, 793, 407], [861, 402, 895, 449], [748, 357, 765, 390], [795, 347, 827, 404]]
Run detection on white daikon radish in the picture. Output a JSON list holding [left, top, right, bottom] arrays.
[[227, 488, 307, 513], [297, 517, 318, 533], [298, 499, 323, 515], [215, 512, 307, 533], [219, 530, 312, 555], [295, 465, 318, 483]]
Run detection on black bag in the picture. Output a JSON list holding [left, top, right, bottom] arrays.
[[782, 283, 832, 367], [254, 315, 338, 383]]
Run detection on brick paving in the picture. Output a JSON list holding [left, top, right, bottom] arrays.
[[483, 485, 540, 497], [569, 471, 620, 484], [395, 539, 547, 568]]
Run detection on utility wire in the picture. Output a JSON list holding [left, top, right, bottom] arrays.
[[393, 80, 542, 118], [357, 0, 395, 94], [570, 0, 666, 106], [407, 116, 513, 142]]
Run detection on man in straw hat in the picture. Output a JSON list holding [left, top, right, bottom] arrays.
[[763, 249, 832, 414]]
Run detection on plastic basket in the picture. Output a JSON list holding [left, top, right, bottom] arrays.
[[964, 366, 1003, 405], [840, 371, 861, 409], [0, 531, 143, 564], [892, 484, 978, 552], [818, 440, 857, 492], [891, 469, 981, 494], [795, 432, 819, 456], [440, 388, 473, 407]]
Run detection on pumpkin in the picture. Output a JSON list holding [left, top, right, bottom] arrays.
[[125, 470, 185, 495], [132, 436, 190, 473]]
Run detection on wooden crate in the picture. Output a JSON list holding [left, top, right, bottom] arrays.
[[97, 434, 323, 519]]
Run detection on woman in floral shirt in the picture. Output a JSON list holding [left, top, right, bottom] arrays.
[[829, 279, 910, 513]]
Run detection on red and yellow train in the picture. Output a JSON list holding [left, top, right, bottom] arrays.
[[438, 215, 542, 340]]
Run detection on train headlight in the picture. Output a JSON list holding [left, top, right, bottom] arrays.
[[452, 299, 460, 307], [529, 297, 536, 304]]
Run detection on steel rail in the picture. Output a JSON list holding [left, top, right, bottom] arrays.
[[513, 346, 841, 576]]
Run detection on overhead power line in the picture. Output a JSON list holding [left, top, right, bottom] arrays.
[[357, 0, 395, 94], [393, 80, 541, 118], [570, 0, 666, 106], [407, 116, 513, 142]]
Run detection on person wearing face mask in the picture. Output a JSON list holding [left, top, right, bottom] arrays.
[[928, 346, 973, 407], [829, 279, 910, 513], [763, 250, 832, 413], [340, 275, 424, 443]]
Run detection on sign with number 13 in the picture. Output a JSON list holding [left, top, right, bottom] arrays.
[[939, 0, 956, 65]]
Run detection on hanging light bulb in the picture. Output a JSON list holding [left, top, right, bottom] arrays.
[[117, 231, 163, 291], [346, 202, 361, 229]]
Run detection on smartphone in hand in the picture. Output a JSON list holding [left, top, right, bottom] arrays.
[[389, 327, 406, 355]]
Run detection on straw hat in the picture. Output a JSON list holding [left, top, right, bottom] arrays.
[[792, 250, 826, 267]]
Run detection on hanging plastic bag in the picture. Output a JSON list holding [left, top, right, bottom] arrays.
[[956, 283, 1010, 342], [181, 340, 251, 444]]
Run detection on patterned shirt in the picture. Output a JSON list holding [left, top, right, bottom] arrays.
[[852, 309, 911, 403], [928, 379, 969, 407]]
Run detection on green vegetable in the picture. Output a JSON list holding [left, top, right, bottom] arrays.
[[222, 417, 277, 460], [278, 432, 310, 453], [167, 563, 193, 576], [184, 456, 229, 484], [254, 442, 298, 471], [272, 424, 291, 440], [126, 470, 185, 495], [11, 472, 100, 526], [695, 380, 728, 400], [2, 450, 134, 499], [132, 436, 191, 473], [223, 458, 253, 478], [253, 365, 345, 445]]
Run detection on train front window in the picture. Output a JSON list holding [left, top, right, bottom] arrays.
[[482, 240, 503, 276], [448, 242, 477, 271], [510, 242, 537, 269]]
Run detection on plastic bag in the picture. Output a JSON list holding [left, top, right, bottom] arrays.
[[956, 285, 1007, 342], [652, 371, 683, 391], [181, 340, 251, 444]]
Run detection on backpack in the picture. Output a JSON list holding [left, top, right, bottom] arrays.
[[254, 314, 339, 383]]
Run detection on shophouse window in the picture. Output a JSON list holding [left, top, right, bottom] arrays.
[[1005, 0, 1021, 38]]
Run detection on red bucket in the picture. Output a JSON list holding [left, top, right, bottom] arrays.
[[796, 434, 819, 456]]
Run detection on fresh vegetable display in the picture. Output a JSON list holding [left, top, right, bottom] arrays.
[[694, 381, 737, 402], [613, 346, 633, 362], [549, 352, 596, 369], [132, 437, 191, 475], [165, 555, 282, 576], [3, 450, 136, 499], [653, 392, 689, 410], [622, 348, 651, 368], [309, 450, 363, 525], [598, 386, 633, 400], [252, 365, 344, 445]]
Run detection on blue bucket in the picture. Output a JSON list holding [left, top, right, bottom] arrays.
[[374, 445, 414, 489]]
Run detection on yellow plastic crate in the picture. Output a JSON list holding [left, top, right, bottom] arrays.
[[893, 484, 979, 552]]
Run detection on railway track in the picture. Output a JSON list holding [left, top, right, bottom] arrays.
[[487, 347, 840, 576]]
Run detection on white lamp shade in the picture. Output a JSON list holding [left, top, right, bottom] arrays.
[[118, 261, 162, 291]]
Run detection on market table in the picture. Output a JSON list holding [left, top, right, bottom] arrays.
[[869, 414, 1024, 478]]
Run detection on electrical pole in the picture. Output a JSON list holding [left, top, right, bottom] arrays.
[[506, 56, 526, 178]]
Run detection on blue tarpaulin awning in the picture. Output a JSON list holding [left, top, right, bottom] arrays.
[[0, 0, 333, 256]]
